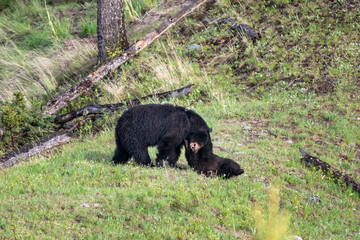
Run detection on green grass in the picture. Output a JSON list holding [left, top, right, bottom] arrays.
[[1, 97, 359, 238], [1, 0, 360, 239], [80, 19, 97, 37]]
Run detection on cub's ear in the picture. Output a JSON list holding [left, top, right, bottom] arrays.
[[209, 128, 213, 133], [184, 139, 189, 149]]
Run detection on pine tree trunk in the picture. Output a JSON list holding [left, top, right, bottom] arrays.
[[97, 0, 128, 63]]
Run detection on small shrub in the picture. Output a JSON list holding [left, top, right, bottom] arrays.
[[0, 92, 54, 152], [0, 0, 11, 11]]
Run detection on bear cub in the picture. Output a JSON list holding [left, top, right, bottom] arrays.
[[113, 104, 211, 167], [185, 132, 244, 178]]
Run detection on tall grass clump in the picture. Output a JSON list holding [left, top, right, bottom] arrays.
[[252, 183, 291, 240], [52, 16, 72, 40], [0, 0, 99, 101], [124, 0, 159, 21], [81, 19, 97, 37], [0, 0, 52, 49]]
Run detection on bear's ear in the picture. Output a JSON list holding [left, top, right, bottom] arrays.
[[209, 128, 213, 133]]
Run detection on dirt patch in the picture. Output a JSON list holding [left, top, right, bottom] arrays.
[[329, 0, 360, 11], [220, 118, 270, 143], [214, 225, 251, 239], [311, 77, 336, 94], [59, 38, 97, 52]]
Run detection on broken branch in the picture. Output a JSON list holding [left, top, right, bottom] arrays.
[[299, 148, 360, 195], [0, 117, 96, 172], [54, 84, 195, 124]]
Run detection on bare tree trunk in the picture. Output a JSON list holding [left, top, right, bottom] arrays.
[[97, 0, 128, 63]]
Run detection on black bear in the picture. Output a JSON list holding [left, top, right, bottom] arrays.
[[112, 104, 211, 167], [184, 132, 244, 178]]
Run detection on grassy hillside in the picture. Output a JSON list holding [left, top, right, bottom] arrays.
[[1, 0, 360, 239]]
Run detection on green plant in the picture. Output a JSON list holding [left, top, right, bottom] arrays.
[[52, 16, 71, 40], [252, 183, 291, 240], [81, 19, 97, 37], [0, 92, 54, 151]]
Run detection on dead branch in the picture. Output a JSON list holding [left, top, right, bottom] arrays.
[[54, 84, 195, 124], [34, 76, 54, 100], [299, 148, 360, 195], [42, 0, 209, 115]]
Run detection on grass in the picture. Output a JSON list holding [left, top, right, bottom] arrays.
[[1, 0, 360, 239]]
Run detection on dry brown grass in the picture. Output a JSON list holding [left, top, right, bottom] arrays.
[[0, 38, 97, 102]]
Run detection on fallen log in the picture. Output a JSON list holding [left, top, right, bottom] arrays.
[[0, 130, 75, 171], [299, 148, 360, 195], [0, 118, 94, 172], [42, 0, 209, 115], [54, 84, 194, 124]]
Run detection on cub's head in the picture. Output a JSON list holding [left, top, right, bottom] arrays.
[[184, 128, 212, 153]]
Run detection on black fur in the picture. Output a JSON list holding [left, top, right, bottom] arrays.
[[185, 133, 244, 178], [112, 104, 211, 167]]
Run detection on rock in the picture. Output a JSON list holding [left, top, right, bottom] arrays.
[[80, 202, 101, 208], [216, 17, 261, 42], [185, 44, 200, 53], [306, 195, 324, 206]]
